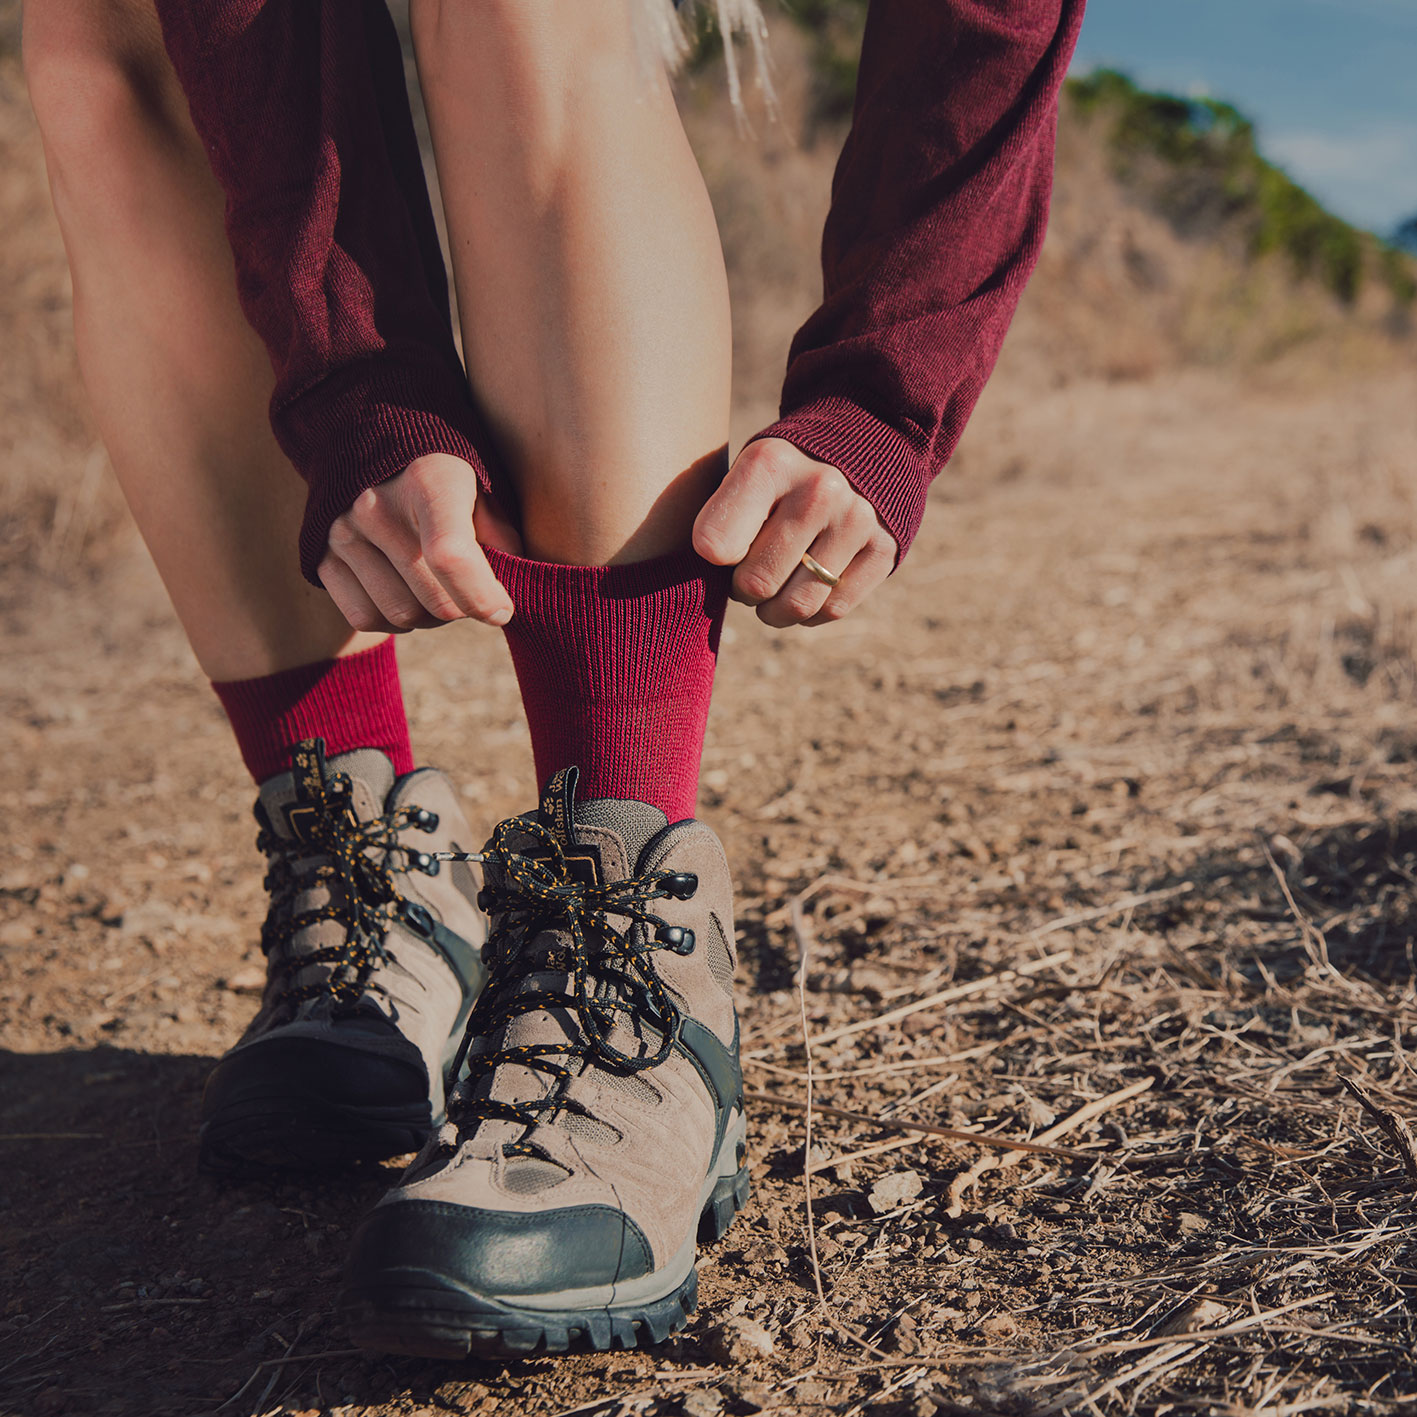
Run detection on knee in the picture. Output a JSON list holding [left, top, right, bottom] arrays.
[[23, 1, 189, 199]]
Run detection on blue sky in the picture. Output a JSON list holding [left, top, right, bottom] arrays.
[[1071, 0, 1417, 235]]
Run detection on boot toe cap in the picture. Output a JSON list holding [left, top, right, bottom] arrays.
[[344, 1198, 653, 1303]]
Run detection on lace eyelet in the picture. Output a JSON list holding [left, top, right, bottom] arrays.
[[655, 925, 696, 955], [661, 872, 698, 900], [401, 901, 435, 936]]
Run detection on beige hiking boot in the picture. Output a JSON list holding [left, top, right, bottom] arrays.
[[342, 767, 749, 1357], [199, 739, 487, 1174]]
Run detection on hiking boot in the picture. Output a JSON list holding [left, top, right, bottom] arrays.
[[341, 767, 749, 1358], [199, 738, 488, 1175]]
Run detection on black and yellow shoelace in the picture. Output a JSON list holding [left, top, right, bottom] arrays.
[[442, 815, 698, 1158], [258, 741, 439, 1012]]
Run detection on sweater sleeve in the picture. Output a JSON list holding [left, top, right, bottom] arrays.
[[154, 0, 495, 585], [750, 0, 1086, 561]]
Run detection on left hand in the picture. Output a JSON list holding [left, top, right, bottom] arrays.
[[692, 438, 898, 627]]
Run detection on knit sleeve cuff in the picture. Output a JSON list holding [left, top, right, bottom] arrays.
[[746, 398, 933, 564], [286, 349, 494, 586]]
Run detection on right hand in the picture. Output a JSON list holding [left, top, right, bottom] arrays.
[[318, 453, 522, 633]]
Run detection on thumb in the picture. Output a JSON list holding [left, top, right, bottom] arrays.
[[473, 490, 524, 557]]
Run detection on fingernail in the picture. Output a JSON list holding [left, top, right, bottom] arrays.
[[489, 607, 513, 627]]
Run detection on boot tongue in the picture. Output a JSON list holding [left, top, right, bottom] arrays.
[[536, 767, 668, 880], [258, 741, 395, 839], [456, 771, 669, 1154]]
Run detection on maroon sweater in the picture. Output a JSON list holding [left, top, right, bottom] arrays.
[[154, 0, 1084, 583]]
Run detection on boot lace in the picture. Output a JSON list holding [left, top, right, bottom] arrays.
[[257, 757, 440, 1013], [444, 815, 698, 1158]]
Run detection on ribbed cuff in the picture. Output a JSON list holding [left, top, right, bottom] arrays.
[[281, 349, 497, 585], [211, 637, 414, 784], [485, 547, 730, 820], [750, 397, 932, 564]]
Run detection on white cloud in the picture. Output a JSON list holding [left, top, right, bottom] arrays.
[[1266, 124, 1417, 231]]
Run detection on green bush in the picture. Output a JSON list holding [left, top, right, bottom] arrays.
[[1065, 69, 1400, 307]]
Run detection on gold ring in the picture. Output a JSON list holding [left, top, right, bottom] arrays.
[[800, 551, 842, 588]]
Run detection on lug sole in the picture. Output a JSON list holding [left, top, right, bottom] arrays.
[[344, 1163, 752, 1359], [198, 1095, 437, 1177]]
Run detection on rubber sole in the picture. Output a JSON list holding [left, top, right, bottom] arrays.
[[343, 1162, 752, 1359], [198, 1093, 437, 1177]]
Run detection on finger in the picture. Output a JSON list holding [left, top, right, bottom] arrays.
[[333, 534, 445, 632], [729, 478, 838, 606], [318, 550, 403, 636], [756, 515, 871, 629], [692, 446, 784, 567], [346, 487, 469, 624], [473, 490, 525, 557], [416, 492, 515, 626], [802, 536, 897, 627]]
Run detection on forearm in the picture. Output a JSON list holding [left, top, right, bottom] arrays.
[[153, 0, 492, 582], [757, 0, 1087, 560]]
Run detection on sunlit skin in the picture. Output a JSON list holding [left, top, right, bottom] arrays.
[[26, 0, 898, 666], [22, 0, 383, 681]]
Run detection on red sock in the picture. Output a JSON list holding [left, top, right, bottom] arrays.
[[211, 637, 415, 784], [487, 547, 730, 821]]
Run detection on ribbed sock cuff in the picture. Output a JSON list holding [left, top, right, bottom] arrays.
[[211, 637, 414, 784], [487, 546, 731, 821]]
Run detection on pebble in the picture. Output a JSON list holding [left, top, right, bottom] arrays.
[[703, 1316, 776, 1364], [868, 1169, 923, 1214], [680, 1389, 722, 1417], [1157, 1298, 1231, 1335]]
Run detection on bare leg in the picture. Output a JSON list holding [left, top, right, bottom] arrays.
[[409, 0, 732, 566], [22, 0, 383, 680]]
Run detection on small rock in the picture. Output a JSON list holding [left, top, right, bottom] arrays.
[[703, 1317, 775, 1364], [221, 967, 266, 994], [979, 1313, 1017, 1336], [1176, 1212, 1209, 1236], [991, 1220, 1019, 1242], [742, 1240, 788, 1268], [795, 1380, 831, 1403], [680, 1389, 722, 1417], [1024, 1095, 1057, 1128], [869, 1169, 923, 1214], [1157, 1298, 1231, 1335], [720, 1378, 771, 1412]]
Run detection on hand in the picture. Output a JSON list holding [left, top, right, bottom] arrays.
[[692, 438, 897, 627], [318, 453, 522, 633]]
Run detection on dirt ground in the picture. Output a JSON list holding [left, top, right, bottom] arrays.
[[7, 28, 1417, 1417]]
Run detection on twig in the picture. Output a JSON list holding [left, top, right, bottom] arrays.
[[1263, 840, 1357, 994], [808, 1132, 922, 1176], [1340, 1075, 1417, 1179], [0, 1133, 104, 1141], [804, 949, 1074, 1051], [792, 894, 890, 1364], [797, 909, 825, 1308], [745, 1090, 1100, 1160], [100, 1298, 211, 1313], [945, 1076, 1155, 1216]]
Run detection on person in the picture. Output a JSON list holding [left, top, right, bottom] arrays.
[[22, 0, 1083, 1360]]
